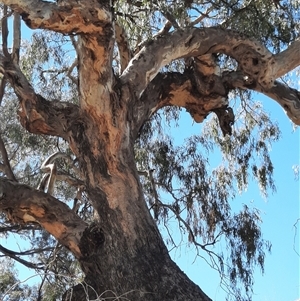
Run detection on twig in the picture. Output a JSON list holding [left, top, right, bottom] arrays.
[[153, 20, 172, 38], [0, 244, 46, 269], [190, 5, 214, 26]]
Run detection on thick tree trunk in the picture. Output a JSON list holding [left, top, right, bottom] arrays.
[[63, 112, 212, 300], [75, 193, 211, 301], [65, 182, 211, 301]]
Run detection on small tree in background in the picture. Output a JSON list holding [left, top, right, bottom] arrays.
[[0, 0, 299, 300]]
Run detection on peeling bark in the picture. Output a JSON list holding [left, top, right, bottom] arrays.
[[0, 178, 87, 258], [0, 53, 80, 137], [1, 0, 112, 34], [120, 28, 300, 124], [135, 71, 228, 137], [77, 34, 114, 114], [0, 1, 299, 300]]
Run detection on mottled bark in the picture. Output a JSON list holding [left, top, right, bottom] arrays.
[[0, 179, 86, 258], [1, 0, 111, 34], [0, 0, 299, 300]]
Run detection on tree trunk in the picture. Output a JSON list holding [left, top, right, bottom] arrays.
[[65, 183, 211, 301], [62, 107, 212, 300]]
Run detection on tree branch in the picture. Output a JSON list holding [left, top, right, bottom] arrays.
[[273, 38, 300, 78], [2, 0, 112, 34], [0, 75, 7, 105], [115, 23, 133, 74], [0, 53, 80, 138], [120, 28, 267, 96], [12, 12, 21, 63], [0, 224, 40, 233], [154, 20, 172, 37], [0, 244, 45, 269], [1, 5, 11, 58], [223, 71, 300, 124], [123, 28, 300, 127], [121, 27, 299, 100], [133, 71, 228, 138], [190, 5, 214, 26], [0, 178, 87, 258]]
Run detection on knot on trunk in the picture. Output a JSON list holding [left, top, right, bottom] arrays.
[[79, 222, 105, 258]]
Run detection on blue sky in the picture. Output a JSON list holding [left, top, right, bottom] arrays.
[[166, 94, 299, 301]]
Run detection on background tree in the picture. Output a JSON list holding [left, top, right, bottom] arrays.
[[0, 0, 299, 300]]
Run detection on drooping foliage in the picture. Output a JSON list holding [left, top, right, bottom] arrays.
[[0, 0, 299, 300]]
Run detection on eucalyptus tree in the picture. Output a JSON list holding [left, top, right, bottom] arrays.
[[0, 0, 299, 300]]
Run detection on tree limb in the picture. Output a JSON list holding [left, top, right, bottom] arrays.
[[0, 178, 87, 258], [1, 5, 11, 58], [121, 27, 299, 102], [0, 53, 80, 138], [135, 65, 300, 135], [12, 12, 21, 63], [223, 71, 300, 124], [0, 244, 45, 269], [2, 0, 112, 34], [273, 38, 300, 78], [0, 224, 40, 233], [0, 75, 7, 105], [115, 23, 133, 74], [190, 5, 214, 26], [134, 71, 228, 138], [154, 20, 172, 37]]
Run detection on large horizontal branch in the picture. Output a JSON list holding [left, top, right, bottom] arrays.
[[2, 0, 112, 34], [223, 71, 300, 124], [121, 27, 299, 98], [0, 53, 80, 138], [0, 178, 87, 258], [134, 71, 229, 138], [134, 67, 300, 136]]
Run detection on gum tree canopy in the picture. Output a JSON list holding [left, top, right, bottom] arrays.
[[0, 0, 299, 300]]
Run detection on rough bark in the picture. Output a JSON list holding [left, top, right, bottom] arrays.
[[0, 179, 86, 258], [121, 28, 300, 124], [0, 1, 299, 300]]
